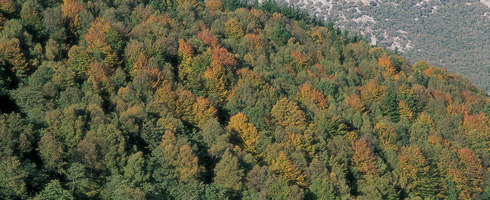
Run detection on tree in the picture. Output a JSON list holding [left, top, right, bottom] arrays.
[[205, 0, 223, 11], [378, 56, 396, 76], [214, 149, 243, 192], [192, 96, 218, 128], [61, 0, 84, 35], [204, 63, 229, 105], [0, 0, 16, 15], [83, 17, 120, 69], [453, 148, 483, 199], [272, 23, 290, 45], [228, 112, 259, 153], [66, 45, 92, 76], [268, 177, 290, 200], [222, 0, 243, 11], [269, 151, 306, 186], [359, 80, 386, 103], [37, 180, 73, 200], [382, 90, 399, 122], [38, 130, 66, 173], [198, 29, 219, 48], [224, 18, 244, 39], [177, 145, 200, 181], [0, 38, 28, 74], [344, 94, 365, 112], [244, 33, 264, 51], [178, 38, 194, 83], [297, 83, 327, 110], [398, 146, 440, 198], [290, 50, 310, 70], [211, 46, 236, 71], [66, 163, 90, 199], [351, 138, 378, 176], [99, 152, 150, 199], [374, 122, 398, 150], [0, 154, 28, 199], [398, 100, 413, 120], [20, 0, 44, 36], [309, 174, 339, 199], [271, 98, 307, 131], [176, 0, 198, 8]]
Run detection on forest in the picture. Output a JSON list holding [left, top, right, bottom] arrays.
[[273, 0, 490, 91], [1, 0, 490, 199]]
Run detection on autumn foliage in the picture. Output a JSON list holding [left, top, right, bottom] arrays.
[[378, 56, 396, 76], [1, 1, 490, 199], [297, 83, 327, 109], [352, 139, 378, 176], [228, 112, 259, 153], [359, 80, 387, 103], [205, 0, 223, 11], [61, 0, 84, 33], [224, 18, 244, 39], [269, 151, 306, 186], [344, 95, 365, 112], [271, 98, 307, 130]]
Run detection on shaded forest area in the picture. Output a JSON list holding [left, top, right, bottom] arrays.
[[1, 0, 490, 199]]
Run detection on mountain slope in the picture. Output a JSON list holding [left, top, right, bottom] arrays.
[[267, 0, 490, 91], [0, 0, 489, 199]]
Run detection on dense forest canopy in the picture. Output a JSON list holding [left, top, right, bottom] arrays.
[[0, 0, 490, 199]]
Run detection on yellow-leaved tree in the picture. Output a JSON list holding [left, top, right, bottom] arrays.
[[228, 112, 259, 153], [271, 98, 307, 131], [269, 151, 306, 186], [224, 18, 244, 39], [177, 38, 194, 83]]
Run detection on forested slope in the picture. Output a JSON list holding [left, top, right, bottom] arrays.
[[1, 0, 490, 199], [266, 0, 490, 91]]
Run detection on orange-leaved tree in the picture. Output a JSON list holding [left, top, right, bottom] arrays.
[[61, 0, 84, 35], [378, 56, 396, 76], [297, 83, 327, 110], [212, 46, 236, 71], [344, 94, 365, 112], [352, 138, 378, 176]]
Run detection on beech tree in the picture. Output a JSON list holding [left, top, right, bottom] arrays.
[[352, 138, 378, 176], [271, 98, 307, 131], [228, 112, 259, 153]]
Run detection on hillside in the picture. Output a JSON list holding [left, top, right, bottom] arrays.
[[266, 0, 490, 91], [1, 0, 490, 199]]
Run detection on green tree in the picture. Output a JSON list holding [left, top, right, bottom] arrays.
[[382, 90, 399, 122], [272, 23, 290, 46], [0, 153, 28, 199], [214, 150, 243, 192], [37, 180, 73, 200]]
